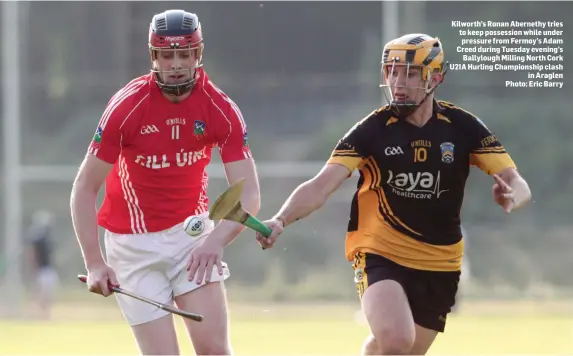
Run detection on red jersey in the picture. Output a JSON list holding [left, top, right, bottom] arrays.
[[87, 69, 252, 234]]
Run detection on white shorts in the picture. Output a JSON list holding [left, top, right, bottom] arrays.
[[104, 212, 230, 326]]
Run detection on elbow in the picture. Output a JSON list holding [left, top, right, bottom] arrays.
[[70, 179, 87, 202], [249, 197, 261, 216], [316, 192, 328, 210], [243, 188, 261, 216], [72, 170, 101, 195], [70, 175, 99, 206], [307, 179, 329, 209]]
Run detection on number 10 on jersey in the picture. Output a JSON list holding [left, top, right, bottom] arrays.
[[414, 147, 427, 162]]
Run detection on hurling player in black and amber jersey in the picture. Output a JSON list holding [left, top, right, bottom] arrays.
[[256, 34, 531, 355]]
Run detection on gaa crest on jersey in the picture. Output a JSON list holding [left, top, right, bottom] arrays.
[[440, 142, 455, 163], [194, 120, 205, 136]]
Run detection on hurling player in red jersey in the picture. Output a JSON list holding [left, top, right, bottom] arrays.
[[70, 10, 260, 355]]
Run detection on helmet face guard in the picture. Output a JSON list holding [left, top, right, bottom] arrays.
[[379, 34, 448, 118], [148, 10, 204, 97], [149, 43, 203, 96]]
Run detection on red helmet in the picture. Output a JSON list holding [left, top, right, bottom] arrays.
[[148, 10, 204, 96]]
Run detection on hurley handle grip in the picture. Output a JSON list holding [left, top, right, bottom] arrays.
[[243, 215, 272, 237]]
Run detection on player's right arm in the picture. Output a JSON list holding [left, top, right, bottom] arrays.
[[255, 113, 374, 249], [70, 156, 114, 268], [70, 93, 128, 295], [71, 155, 121, 296]]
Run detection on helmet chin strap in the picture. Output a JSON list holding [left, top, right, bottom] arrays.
[[391, 69, 447, 120], [154, 71, 197, 97], [153, 61, 200, 97], [391, 93, 432, 120]]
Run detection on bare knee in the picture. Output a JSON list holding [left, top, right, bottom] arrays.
[[363, 331, 414, 356], [132, 315, 179, 355], [175, 282, 231, 355], [193, 340, 231, 356], [362, 280, 416, 354], [375, 327, 415, 355], [362, 334, 379, 355]]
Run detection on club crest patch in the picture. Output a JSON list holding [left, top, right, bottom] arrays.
[[194, 120, 205, 136], [440, 142, 455, 163]]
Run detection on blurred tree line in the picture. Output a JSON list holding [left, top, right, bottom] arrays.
[[1, 2, 571, 300]]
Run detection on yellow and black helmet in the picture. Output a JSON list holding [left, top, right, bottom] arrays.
[[380, 34, 448, 117], [382, 33, 446, 81]]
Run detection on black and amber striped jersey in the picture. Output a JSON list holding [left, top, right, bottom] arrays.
[[327, 100, 516, 272]]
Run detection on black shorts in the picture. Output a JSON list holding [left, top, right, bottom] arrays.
[[352, 252, 460, 332]]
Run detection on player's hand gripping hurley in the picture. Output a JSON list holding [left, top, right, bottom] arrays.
[[77, 275, 203, 322], [209, 178, 272, 237]]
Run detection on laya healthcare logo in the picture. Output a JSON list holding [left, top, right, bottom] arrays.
[[386, 170, 449, 199]]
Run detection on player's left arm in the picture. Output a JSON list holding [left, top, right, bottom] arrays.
[[468, 116, 532, 212], [211, 98, 260, 247], [209, 159, 260, 246], [492, 166, 531, 212]]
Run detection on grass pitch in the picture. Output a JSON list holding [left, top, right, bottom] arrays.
[[0, 301, 571, 355]]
